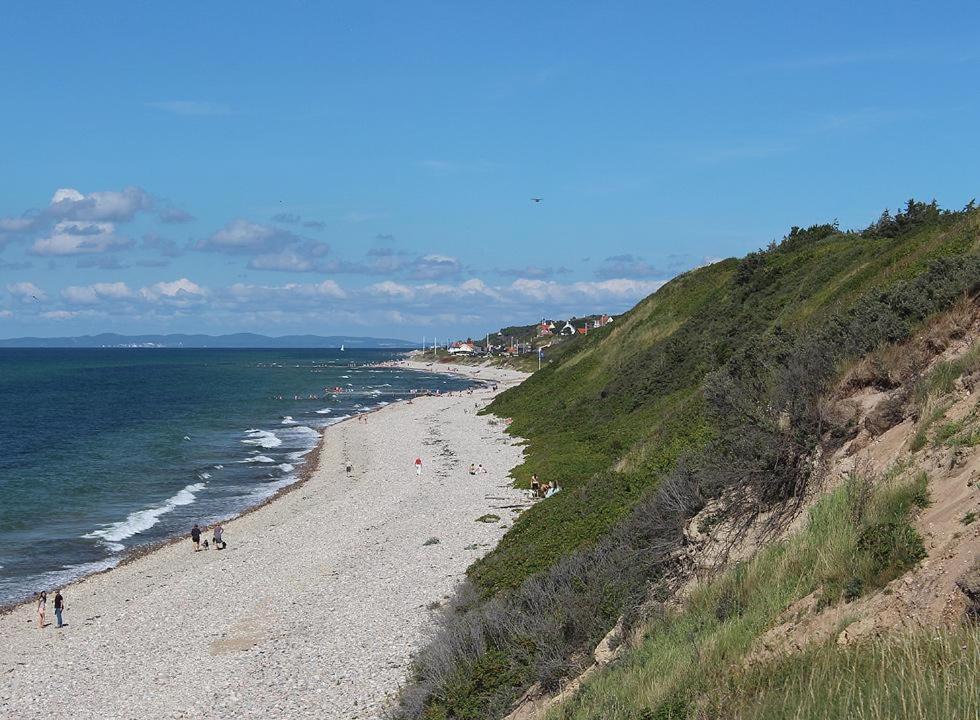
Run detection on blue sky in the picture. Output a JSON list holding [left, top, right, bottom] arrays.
[[1, 1, 978, 340]]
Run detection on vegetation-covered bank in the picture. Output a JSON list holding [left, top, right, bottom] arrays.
[[549, 473, 967, 719], [392, 201, 980, 720]]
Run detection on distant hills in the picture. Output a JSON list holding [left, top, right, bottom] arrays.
[[0, 333, 413, 348]]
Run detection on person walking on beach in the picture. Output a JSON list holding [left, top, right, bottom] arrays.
[[213, 523, 224, 550], [191, 524, 202, 551], [54, 590, 65, 628], [414, 457, 423, 477], [36, 591, 47, 628]]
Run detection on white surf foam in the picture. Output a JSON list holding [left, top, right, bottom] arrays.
[[241, 429, 282, 448], [281, 416, 297, 425], [82, 481, 207, 548], [239, 455, 275, 463], [241, 474, 300, 504], [278, 463, 295, 473], [315, 408, 332, 414]]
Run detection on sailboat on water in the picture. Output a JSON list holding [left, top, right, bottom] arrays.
[[340, 343, 345, 352]]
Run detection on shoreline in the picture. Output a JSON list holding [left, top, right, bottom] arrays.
[[1, 360, 529, 719], [0, 359, 481, 615], [0, 426, 332, 618]]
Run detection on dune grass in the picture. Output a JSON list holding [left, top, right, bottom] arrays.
[[719, 628, 980, 720], [549, 473, 934, 720]]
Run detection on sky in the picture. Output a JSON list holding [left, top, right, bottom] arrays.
[[1, 1, 979, 341]]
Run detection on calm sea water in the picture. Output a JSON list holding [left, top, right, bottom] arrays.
[[0, 348, 470, 604]]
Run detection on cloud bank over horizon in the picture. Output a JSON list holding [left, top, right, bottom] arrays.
[[0, 185, 682, 338]]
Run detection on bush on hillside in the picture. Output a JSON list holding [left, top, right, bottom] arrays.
[[393, 209, 980, 719]]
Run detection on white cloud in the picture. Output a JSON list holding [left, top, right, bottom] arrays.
[[248, 252, 316, 272], [0, 310, 12, 318], [0, 187, 153, 254], [5, 270, 664, 336], [139, 278, 207, 303], [458, 278, 500, 298], [307, 280, 346, 299], [509, 278, 664, 303], [227, 280, 347, 303], [30, 221, 131, 256], [280, 281, 347, 299], [48, 187, 152, 222], [158, 206, 195, 224], [0, 217, 36, 232], [367, 280, 415, 299], [6, 281, 45, 302], [414, 254, 463, 280], [197, 219, 300, 254], [62, 282, 135, 304]]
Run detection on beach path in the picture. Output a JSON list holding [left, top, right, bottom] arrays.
[[0, 364, 527, 720]]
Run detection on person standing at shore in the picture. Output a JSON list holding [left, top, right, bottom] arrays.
[[54, 590, 65, 628], [36, 591, 46, 628], [213, 524, 224, 550], [414, 457, 423, 476], [191, 524, 201, 551]]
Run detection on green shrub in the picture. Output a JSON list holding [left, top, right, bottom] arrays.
[[394, 204, 980, 720], [547, 475, 934, 720]]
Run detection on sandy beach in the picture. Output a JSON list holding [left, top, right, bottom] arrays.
[[0, 361, 528, 719]]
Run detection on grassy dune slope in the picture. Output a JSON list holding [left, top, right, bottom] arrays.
[[474, 205, 980, 594], [550, 475, 978, 720], [396, 201, 980, 720]]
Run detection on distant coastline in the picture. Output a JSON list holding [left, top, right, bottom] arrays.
[[0, 332, 413, 348]]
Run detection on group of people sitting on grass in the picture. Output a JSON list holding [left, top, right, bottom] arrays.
[[529, 473, 561, 499]]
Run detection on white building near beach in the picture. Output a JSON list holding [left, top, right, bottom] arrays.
[[447, 342, 477, 356]]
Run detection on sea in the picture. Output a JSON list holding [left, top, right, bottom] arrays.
[[0, 348, 471, 605]]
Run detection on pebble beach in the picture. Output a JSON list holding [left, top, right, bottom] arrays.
[[0, 361, 528, 719]]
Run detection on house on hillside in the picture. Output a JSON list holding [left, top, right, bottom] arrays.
[[593, 314, 613, 329], [559, 321, 576, 336], [537, 319, 554, 337]]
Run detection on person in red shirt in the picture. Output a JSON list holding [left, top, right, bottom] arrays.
[[414, 457, 422, 476]]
